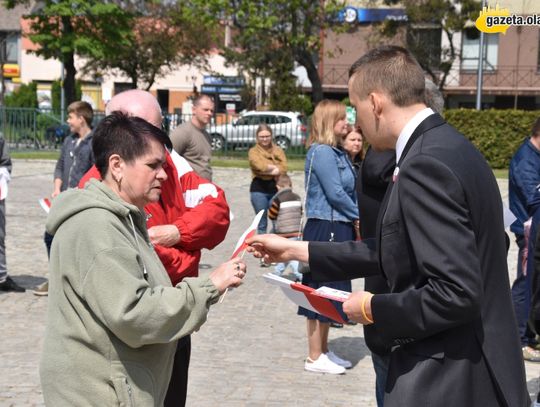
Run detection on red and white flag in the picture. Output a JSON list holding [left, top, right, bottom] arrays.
[[230, 209, 264, 259], [39, 198, 52, 214], [263, 273, 349, 324]]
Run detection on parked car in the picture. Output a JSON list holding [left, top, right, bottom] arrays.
[[208, 111, 307, 151]]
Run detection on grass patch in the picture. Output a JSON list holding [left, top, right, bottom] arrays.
[[212, 157, 305, 172], [11, 150, 60, 160], [9, 151, 509, 179]]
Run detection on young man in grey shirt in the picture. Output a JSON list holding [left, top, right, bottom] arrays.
[[170, 94, 214, 181]]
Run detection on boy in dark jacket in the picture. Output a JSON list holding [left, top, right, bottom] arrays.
[[35, 101, 94, 296]]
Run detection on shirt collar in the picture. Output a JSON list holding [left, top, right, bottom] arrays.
[[395, 108, 434, 164]]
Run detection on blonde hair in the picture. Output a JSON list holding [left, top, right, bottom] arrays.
[[308, 100, 346, 147]]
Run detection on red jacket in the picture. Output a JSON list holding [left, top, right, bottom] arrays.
[[79, 150, 230, 285]]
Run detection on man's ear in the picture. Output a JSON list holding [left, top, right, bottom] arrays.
[[369, 92, 384, 119]]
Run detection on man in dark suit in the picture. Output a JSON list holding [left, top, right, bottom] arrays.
[[247, 46, 529, 406]]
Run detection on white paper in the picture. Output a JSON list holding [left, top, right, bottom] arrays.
[[503, 205, 517, 229], [315, 286, 350, 302]]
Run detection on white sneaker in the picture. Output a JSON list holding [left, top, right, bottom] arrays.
[[304, 353, 345, 374], [327, 351, 352, 369]]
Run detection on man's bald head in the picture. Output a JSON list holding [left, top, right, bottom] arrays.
[[105, 89, 162, 128]]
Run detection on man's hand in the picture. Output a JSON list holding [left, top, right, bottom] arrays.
[[343, 291, 374, 325], [246, 234, 309, 264], [148, 225, 180, 247]]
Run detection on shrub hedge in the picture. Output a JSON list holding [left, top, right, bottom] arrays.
[[444, 109, 538, 169]]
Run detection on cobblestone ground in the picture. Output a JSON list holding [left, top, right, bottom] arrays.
[[0, 160, 539, 406]]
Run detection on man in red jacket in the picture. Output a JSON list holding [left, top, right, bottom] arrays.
[[79, 89, 230, 406]]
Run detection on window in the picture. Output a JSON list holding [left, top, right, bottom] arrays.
[[277, 116, 291, 124], [0, 32, 19, 63], [407, 26, 442, 71], [461, 27, 499, 71]]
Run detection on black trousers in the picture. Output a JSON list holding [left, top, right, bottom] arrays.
[[164, 335, 191, 407]]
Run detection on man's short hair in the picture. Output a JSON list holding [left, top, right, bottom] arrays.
[[349, 46, 425, 107], [93, 111, 172, 177], [532, 118, 540, 138], [277, 173, 292, 188], [193, 94, 214, 107], [67, 101, 94, 127]]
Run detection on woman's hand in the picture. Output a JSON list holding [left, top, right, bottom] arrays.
[[209, 258, 247, 293], [266, 164, 279, 176]]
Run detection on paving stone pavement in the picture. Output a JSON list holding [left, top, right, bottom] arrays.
[[1, 159, 539, 406]]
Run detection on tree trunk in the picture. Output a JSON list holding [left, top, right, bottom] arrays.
[[61, 17, 77, 106], [63, 52, 77, 106], [296, 49, 323, 105]]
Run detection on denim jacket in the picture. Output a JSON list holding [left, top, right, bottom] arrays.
[[304, 143, 357, 222]]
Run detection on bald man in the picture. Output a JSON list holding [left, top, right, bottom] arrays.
[[79, 90, 230, 407]]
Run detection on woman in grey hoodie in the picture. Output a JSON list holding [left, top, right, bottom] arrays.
[[40, 112, 246, 406]]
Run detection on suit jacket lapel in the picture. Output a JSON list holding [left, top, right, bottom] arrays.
[[376, 113, 446, 279]]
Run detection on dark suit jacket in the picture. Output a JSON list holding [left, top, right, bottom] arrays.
[[357, 147, 394, 356], [309, 114, 529, 406]]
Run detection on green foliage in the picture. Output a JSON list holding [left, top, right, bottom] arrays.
[[5, 0, 133, 104], [445, 109, 538, 169], [51, 80, 82, 112], [4, 82, 38, 108], [381, 0, 481, 88], [195, 0, 347, 104], [269, 80, 313, 114], [83, 3, 214, 89]]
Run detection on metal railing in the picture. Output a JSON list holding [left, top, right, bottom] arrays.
[[0, 108, 309, 158], [322, 63, 540, 92]]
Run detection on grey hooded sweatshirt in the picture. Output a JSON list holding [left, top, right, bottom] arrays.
[[40, 179, 220, 406]]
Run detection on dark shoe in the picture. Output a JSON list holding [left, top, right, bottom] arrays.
[[330, 322, 343, 328], [0, 276, 26, 292], [346, 321, 358, 326]]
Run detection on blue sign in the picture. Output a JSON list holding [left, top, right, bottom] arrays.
[[203, 76, 245, 86], [338, 7, 407, 23]]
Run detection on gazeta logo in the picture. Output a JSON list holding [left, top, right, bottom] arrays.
[[475, 4, 511, 34]]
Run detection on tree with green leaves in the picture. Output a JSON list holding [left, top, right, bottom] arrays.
[[194, 0, 347, 105], [82, 4, 213, 90], [381, 0, 481, 89], [4, 0, 132, 106]]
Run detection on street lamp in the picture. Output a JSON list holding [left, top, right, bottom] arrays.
[[475, 0, 487, 110]]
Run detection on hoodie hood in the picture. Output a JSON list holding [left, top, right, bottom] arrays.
[[46, 179, 147, 236]]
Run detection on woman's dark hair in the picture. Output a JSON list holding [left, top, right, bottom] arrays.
[[92, 111, 172, 177]]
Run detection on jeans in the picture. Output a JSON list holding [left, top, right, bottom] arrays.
[[511, 234, 536, 346], [371, 352, 390, 407], [250, 191, 274, 234], [274, 237, 301, 279]]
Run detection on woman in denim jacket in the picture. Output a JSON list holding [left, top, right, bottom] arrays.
[[300, 99, 358, 375]]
